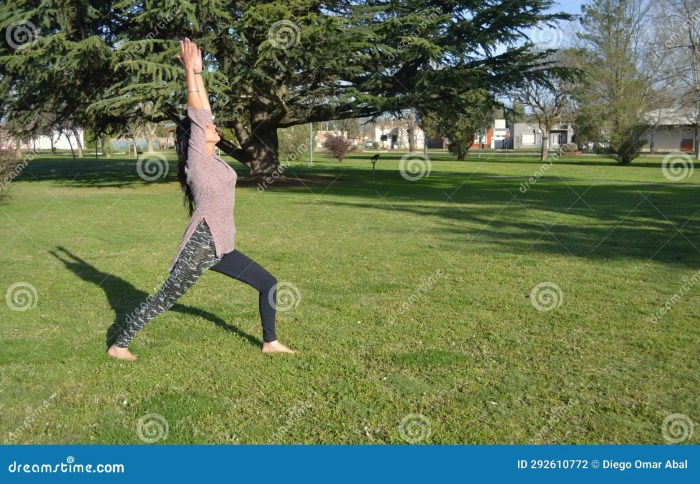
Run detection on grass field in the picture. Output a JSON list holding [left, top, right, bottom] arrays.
[[1, 150, 698, 444]]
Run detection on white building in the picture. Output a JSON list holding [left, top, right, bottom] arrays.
[[29, 129, 85, 151], [643, 109, 697, 152], [372, 123, 426, 150], [0, 126, 85, 151]]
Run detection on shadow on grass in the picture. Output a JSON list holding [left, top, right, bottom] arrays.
[[274, 172, 700, 268], [48, 246, 261, 349], [21, 156, 700, 267]]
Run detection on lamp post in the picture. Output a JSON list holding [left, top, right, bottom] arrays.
[[308, 122, 313, 166]]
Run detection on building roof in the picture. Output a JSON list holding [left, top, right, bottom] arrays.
[[644, 108, 698, 126]]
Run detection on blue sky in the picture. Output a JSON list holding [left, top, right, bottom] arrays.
[[556, 0, 587, 15]]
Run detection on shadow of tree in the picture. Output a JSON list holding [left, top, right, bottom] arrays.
[[274, 173, 700, 267], [48, 246, 260, 349], [22, 156, 700, 267]]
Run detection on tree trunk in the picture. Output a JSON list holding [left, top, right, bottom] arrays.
[[72, 129, 83, 159], [540, 129, 549, 161], [408, 127, 415, 152], [695, 125, 700, 161], [146, 135, 154, 153], [66, 134, 76, 161], [247, 126, 280, 175]]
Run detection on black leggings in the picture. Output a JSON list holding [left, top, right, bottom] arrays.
[[210, 249, 278, 343], [114, 221, 278, 348]]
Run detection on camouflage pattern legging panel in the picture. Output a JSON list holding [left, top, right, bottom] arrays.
[[114, 220, 222, 348]]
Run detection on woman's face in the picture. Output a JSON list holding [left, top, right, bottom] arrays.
[[205, 122, 221, 144]]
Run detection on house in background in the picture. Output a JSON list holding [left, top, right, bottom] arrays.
[[470, 119, 511, 149], [0, 125, 85, 152], [509, 122, 574, 149], [29, 129, 85, 151], [643, 109, 698, 152], [372, 122, 426, 150]]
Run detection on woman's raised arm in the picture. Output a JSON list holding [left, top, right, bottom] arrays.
[[179, 38, 210, 111]]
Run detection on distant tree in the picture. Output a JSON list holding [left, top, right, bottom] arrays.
[[418, 90, 495, 161], [574, 0, 653, 164], [653, 0, 700, 159], [511, 53, 575, 161], [278, 123, 312, 162]]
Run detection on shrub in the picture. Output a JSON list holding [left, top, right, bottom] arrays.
[[323, 135, 352, 162], [0, 147, 22, 203], [278, 124, 310, 162]]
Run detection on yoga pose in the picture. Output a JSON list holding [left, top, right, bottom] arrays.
[[108, 38, 295, 361]]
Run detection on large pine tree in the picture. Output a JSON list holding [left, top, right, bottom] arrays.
[[1, 0, 569, 174]]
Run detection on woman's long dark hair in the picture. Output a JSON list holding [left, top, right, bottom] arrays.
[[175, 117, 195, 216]]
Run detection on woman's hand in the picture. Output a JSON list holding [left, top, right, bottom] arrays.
[[178, 37, 201, 73]]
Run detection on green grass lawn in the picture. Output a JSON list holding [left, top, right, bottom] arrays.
[[1, 150, 698, 444]]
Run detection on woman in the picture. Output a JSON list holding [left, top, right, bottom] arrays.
[[108, 38, 295, 361]]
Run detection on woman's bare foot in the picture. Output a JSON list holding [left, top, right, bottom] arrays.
[[107, 344, 137, 361], [262, 340, 296, 354]]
